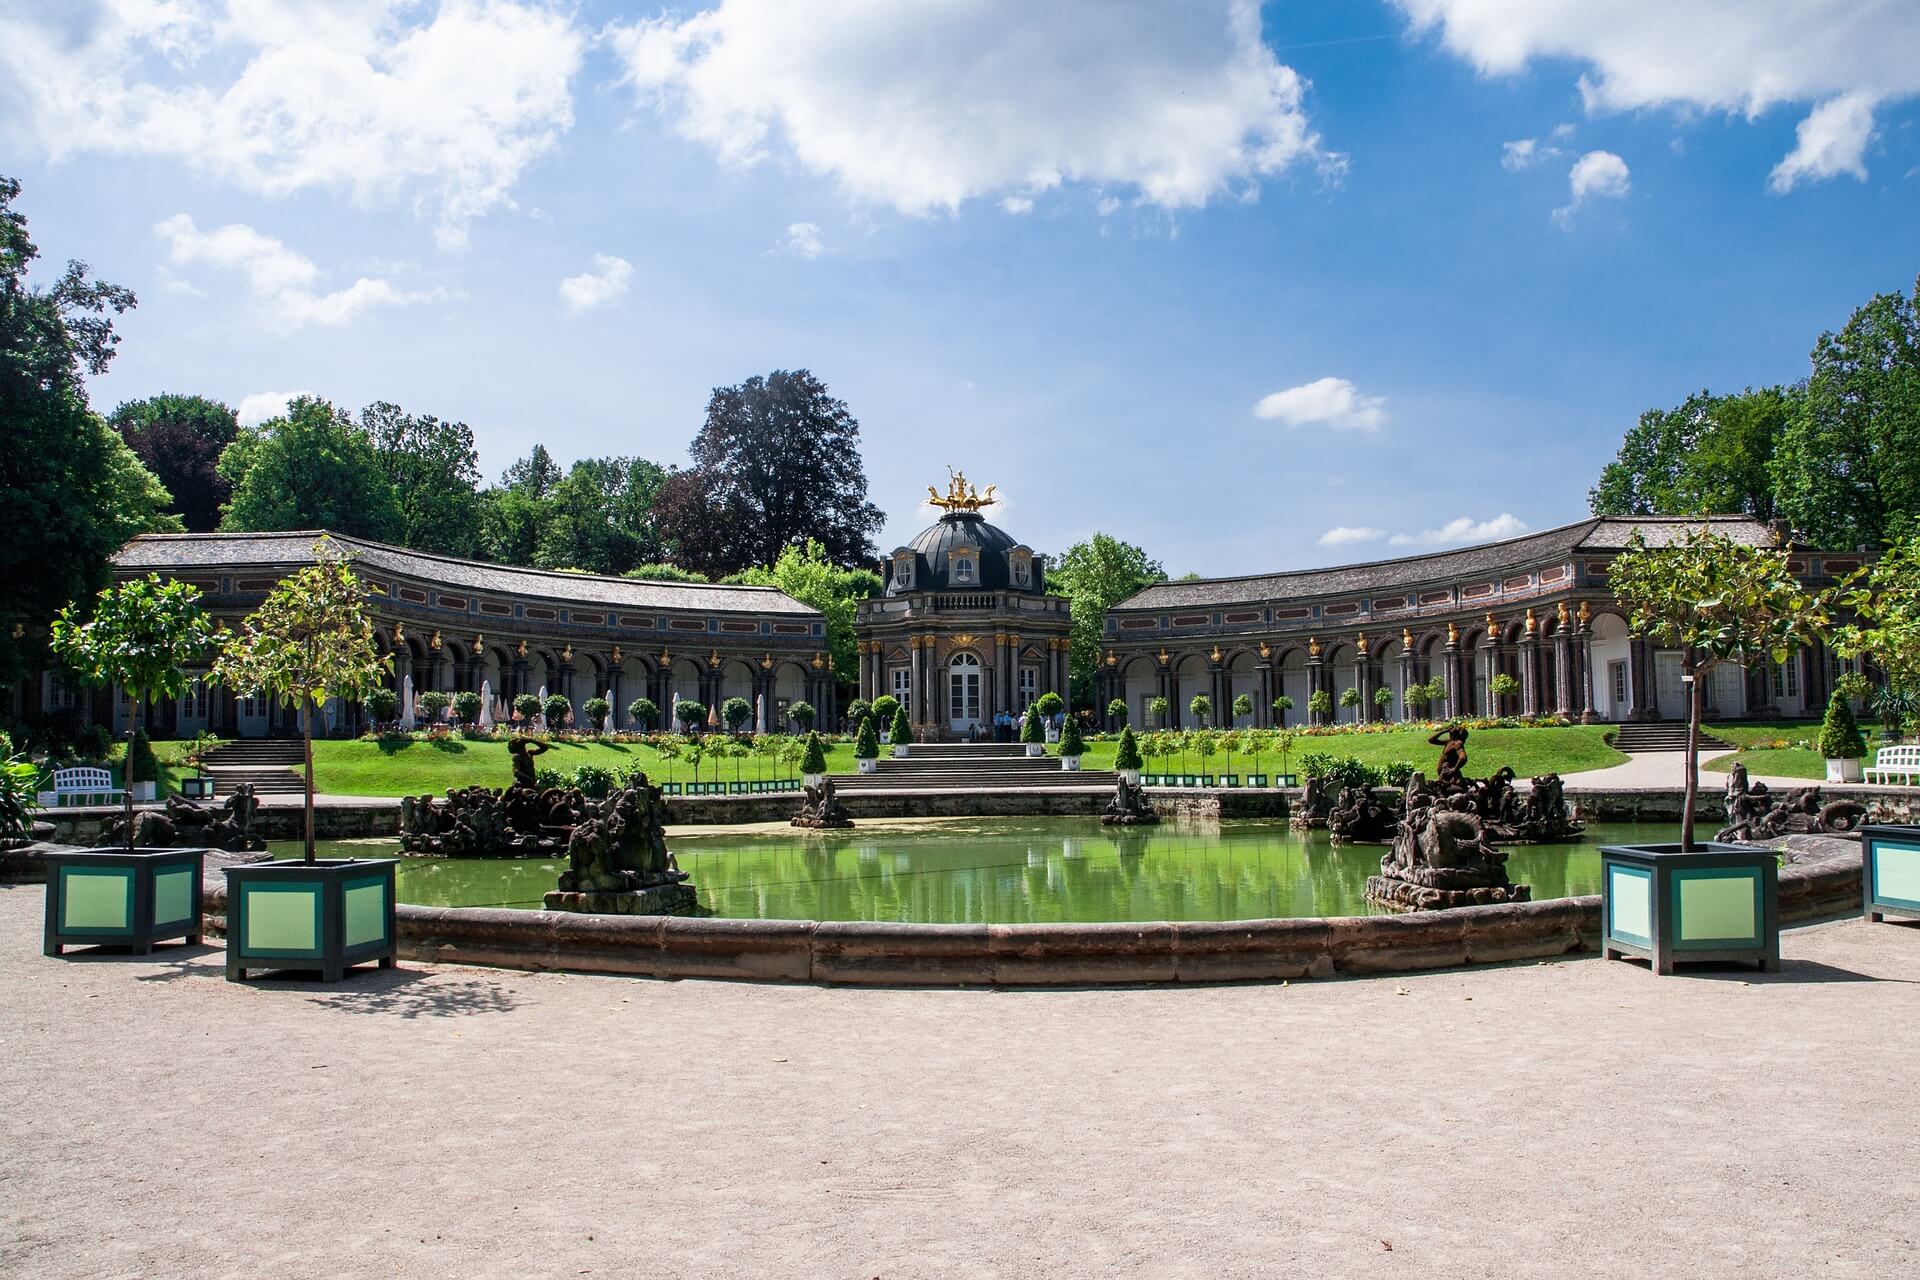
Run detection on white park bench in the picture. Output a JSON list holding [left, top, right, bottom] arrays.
[[1864, 745, 1920, 785], [39, 766, 125, 807]]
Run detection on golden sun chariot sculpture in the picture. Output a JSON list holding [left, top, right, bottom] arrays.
[[926, 467, 998, 513]]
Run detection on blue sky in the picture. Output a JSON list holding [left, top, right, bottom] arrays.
[[4, 0, 1917, 575]]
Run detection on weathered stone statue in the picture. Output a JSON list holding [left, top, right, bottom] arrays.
[[1366, 782, 1532, 912], [792, 777, 854, 829], [96, 783, 264, 852], [1101, 775, 1160, 826], [508, 734, 552, 789], [1290, 773, 1336, 829], [1328, 784, 1399, 844], [1716, 763, 1866, 843], [1429, 726, 1470, 790], [545, 773, 698, 915]]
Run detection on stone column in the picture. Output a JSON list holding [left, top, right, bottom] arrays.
[[1553, 629, 1573, 716], [1257, 660, 1273, 728], [1305, 646, 1326, 725], [1397, 649, 1415, 722], [1443, 640, 1463, 719], [1518, 633, 1540, 717], [1576, 627, 1595, 723], [610, 668, 624, 729], [1356, 642, 1376, 722]]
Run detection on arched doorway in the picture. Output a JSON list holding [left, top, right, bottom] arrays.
[[948, 652, 983, 733]]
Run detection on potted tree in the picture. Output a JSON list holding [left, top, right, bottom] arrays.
[[854, 713, 880, 773], [1488, 672, 1520, 716], [1404, 680, 1433, 719], [542, 693, 572, 733], [1107, 697, 1128, 729], [212, 539, 396, 982], [1232, 693, 1253, 727], [1114, 725, 1143, 784], [1373, 685, 1394, 721], [1058, 714, 1086, 770], [1020, 705, 1045, 756], [1187, 694, 1211, 731], [800, 731, 829, 788], [626, 696, 659, 732], [1034, 691, 1065, 742], [889, 703, 914, 757], [722, 695, 753, 737], [788, 700, 816, 734], [364, 686, 399, 731], [844, 698, 870, 735], [452, 689, 482, 729], [871, 694, 900, 743], [1271, 693, 1294, 727], [513, 692, 542, 727], [44, 574, 216, 958], [1598, 529, 1828, 975], [1308, 688, 1332, 726], [180, 729, 221, 798], [418, 689, 450, 727], [1148, 695, 1170, 729], [1338, 687, 1361, 722], [1818, 684, 1868, 784], [582, 695, 612, 735], [675, 699, 707, 736]]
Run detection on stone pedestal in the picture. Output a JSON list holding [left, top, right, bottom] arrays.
[[1364, 869, 1532, 912], [544, 879, 701, 915]]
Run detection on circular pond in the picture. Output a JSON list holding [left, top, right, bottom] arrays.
[[276, 817, 1681, 925]]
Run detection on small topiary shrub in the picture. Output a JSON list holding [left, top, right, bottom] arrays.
[[845, 698, 870, 731], [1819, 688, 1867, 760], [801, 730, 828, 775], [626, 697, 658, 731], [1021, 706, 1043, 744], [1058, 714, 1085, 758], [871, 694, 900, 727], [721, 696, 752, 734], [1308, 689, 1333, 719], [452, 690, 482, 726], [854, 714, 880, 760], [364, 686, 399, 723], [582, 696, 612, 732], [513, 692, 541, 722], [675, 700, 706, 733], [788, 700, 816, 731], [1034, 691, 1064, 718], [542, 694, 572, 729], [1114, 725, 1143, 771], [1107, 697, 1128, 725], [890, 703, 913, 745], [419, 689, 450, 722]]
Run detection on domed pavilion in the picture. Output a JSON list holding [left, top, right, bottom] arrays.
[[853, 472, 1072, 738]]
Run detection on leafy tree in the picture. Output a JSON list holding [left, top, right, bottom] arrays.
[[582, 695, 612, 733], [1488, 672, 1520, 712], [1771, 276, 1920, 549], [871, 694, 901, 726], [1188, 694, 1212, 727], [0, 174, 184, 686], [220, 397, 404, 541], [359, 401, 482, 556], [513, 692, 542, 722], [654, 370, 884, 576], [1372, 686, 1394, 712], [50, 574, 215, 849], [211, 540, 388, 860], [800, 730, 828, 775], [625, 562, 709, 583], [1114, 725, 1143, 772], [1232, 693, 1253, 723], [1817, 689, 1867, 761], [110, 394, 239, 532], [1034, 691, 1065, 719], [787, 699, 815, 731], [1590, 389, 1789, 520], [721, 695, 752, 734], [854, 713, 879, 760], [419, 690, 450, 722], [675, 699, 706, 733], [723, 538, 881, 683], [1833, 534, 1920, 699], [452, 690, 482, 726], [534, 456, 668, 575], [1147, 695, 1169, 727], [542, 694, 572, 729], [1308, 688, 1333, 722], [1271, 693, 1294, 723], [626, 697, 659, 730], [845, 698, 869, 731], [889, 702, 914, 745], [1107, 697, 1128, 725], [1049, 534, 1167, 703], [365, 686, 399, 723], [1609, 529, 1830, 848]]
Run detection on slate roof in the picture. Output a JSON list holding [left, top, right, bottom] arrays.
[[113, 531, 821, 617], [885, 511, 1042, 596], [1113, 515, 1783, 612]]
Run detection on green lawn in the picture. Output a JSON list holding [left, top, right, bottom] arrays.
[[1075, 724, 1627, 780], [102, 737, 225, 799], [307, 737, 859, 797], [1701, 719, 1885, 780]]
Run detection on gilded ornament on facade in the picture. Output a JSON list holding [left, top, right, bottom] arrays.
[[1257, 641, 1270, 659], [1357, 634, 1369, 655], [430, 630, 442, 651], [1209, 644, 1223, 663], [560, 644, 573, 662], [516, 639, 527, 658], [1106, 649, 1118, 667], [811, 652, 824, 669], [472, 633, 484, 654], [1557, 601, 1569, 625], [706, 648, 719, 668], [760, 652, 773, 669], [1525, 608, 1537, 635], [1402, 628, 1413, 649], [1447, 622, 1458, 645], [392, 622, 405, 642], [1309, 637, 1321, 657], [925, 467, 998, 512], [611, 644, 623, 664], [1577, 600, 1591, 623], [952, 634, 979, 648], [1157, 648, 1170, 665]]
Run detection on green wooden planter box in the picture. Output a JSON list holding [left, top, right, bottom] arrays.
[[1600, 843, 1780, 975], [223, 859, 398, 983], [42, 847, 206, 957], [1860, 824, 1920, 924]]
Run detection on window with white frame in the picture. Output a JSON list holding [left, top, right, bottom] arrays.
[[951, 552, 976, 584], [1610, 661, 1628, 709], [1011, 554, 1030, 587], [179, 678, 209, 721], [893, 554, 914, 590], [1019, 667, 1036, 709], [1772, 656, 1799, 699], [44, 672, 75, 712], [891, 666, 911, 712]]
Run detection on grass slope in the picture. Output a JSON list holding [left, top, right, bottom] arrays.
[[308, 737, 859, 797], [1701, 719, 1888, 781], [1074, 725, 1626, 779]]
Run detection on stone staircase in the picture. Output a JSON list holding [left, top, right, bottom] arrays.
[[201, 739, 308, 796], [1611, 722, 1730, 754], [836, 741, 1116, 794]]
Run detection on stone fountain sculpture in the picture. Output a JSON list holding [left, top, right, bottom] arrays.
[[1101, 775, 1160, 826], [791, 776, 855, 829], [1364, 776, 1532, 912], [96, 783, 265, 853], [1716, 763, 1866, 843], [1327, 784, 1399, 843], [545, 774, 698, 915]]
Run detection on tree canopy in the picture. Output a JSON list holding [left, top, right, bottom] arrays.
[[0, 174, 177, 685], [655, 370, 884, 577], [723, 538, 882, 679], [110, 393, 239, 532], [219, 397, 405, 541], [1589, 388, 1789, 520], [1048, 533, 1166, 703], [359, 400, 483, 556]]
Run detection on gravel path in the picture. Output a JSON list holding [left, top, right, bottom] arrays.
[[4, 883, 1916, 1279]]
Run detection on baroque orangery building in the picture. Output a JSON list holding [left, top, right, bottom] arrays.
[[36, 530, 837, 738], [1094, 515, 1860, 732]]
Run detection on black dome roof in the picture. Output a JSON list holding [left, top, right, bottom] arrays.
[[886, 511, 1040, 595]]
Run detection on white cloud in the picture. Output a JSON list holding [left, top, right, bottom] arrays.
[[778, 223, 826, 258], [1552, 150, 1630, 227], [1768, 92, 1876, 192], [0, 1, 585, 247], [1253, 377, 1387, 432], [1389, 514, 1529, 547], [1501, 138, 1541, 170], [236, 390, 313, 427], [1095, 194, 1122, 216], [608, 0, 1339, 217], [557, 254, 632, 311], [1000, 196, 1035, 215], [1391, 1, 1920, 187], [154, 214, 436, 327], [1319, 526, 1386, 547]]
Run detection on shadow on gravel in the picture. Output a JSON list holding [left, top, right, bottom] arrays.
[[1679, 959, 1915, 985], [308, 967, 525, 1019]]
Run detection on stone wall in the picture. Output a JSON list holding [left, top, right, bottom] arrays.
[[188, 836, 1865, 986]]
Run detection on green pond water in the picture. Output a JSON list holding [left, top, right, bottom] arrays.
[[272, 818, 1683, 925]]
